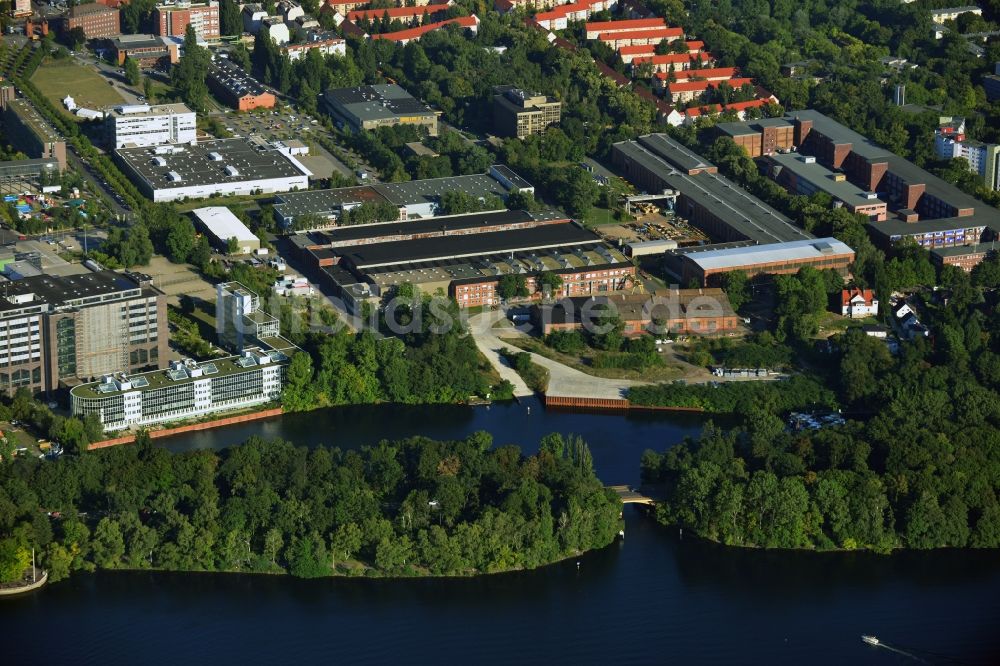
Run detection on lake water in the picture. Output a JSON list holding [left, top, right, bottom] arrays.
[[4, 399, 1000, 664]]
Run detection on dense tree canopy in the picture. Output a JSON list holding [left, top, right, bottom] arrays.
[[0, 433, 621, 581], [639, 278, 1000, 551]]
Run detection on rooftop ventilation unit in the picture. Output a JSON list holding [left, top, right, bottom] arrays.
[[224, 165, 240, 177], [167, 171, 183, 182]]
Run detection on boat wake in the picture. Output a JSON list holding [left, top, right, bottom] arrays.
[[863, 637, 930, 664]]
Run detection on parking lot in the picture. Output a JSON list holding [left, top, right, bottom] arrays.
[[215, 108, 320, 142], [208, 108, 362, 179], [143, 255, 218, 308]]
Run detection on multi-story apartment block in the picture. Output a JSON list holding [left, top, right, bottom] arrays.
[[934, 116, 1000, 191], [0, 271, 168, 396], [105, 103, 197, 149], [62, 4, 121, 38], [154, 1, 220, 40], [493, 86, 561, 139]]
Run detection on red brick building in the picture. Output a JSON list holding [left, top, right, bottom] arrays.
[[154, 1, 220, 40], [532, 289, 741, 337], [63, 4, 121, 39]]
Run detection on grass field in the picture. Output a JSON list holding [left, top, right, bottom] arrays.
[[31, 59, 124, 117]]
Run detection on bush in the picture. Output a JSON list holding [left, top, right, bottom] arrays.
[[546, 330, 586, 354]]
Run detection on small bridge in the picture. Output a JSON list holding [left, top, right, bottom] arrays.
[[608, 485, 656, 505]]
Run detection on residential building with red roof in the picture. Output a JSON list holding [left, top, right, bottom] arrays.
[[666, 77, 753, 103], [348, 2, 451, 25], [598, 27, 683, 48], [369, 15, 479, 45], [584, 17, 664, 39], [673, 99, 769, 126], [532, 0, 617, 31], [618, 41, 705, 63], [495, 0, 563, 12], [651, 67, 739, 88], [630, 51, 713, 73], [840, 288, 878, 318]]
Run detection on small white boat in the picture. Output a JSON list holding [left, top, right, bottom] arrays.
[[862, 635, 880, 646]]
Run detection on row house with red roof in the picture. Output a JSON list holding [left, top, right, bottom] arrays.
[[532, 0, 618, 31], [369, 15, 479, 45]]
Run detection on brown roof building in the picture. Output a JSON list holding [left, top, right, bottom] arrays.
[[532, 289, 741, 336]]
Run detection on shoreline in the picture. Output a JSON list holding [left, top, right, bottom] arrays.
[[86, 396, 709, 451], [44, 542, 617, 586], [88, 407, 286, 450]]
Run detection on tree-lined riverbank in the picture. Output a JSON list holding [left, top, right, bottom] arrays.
[[0, 432, 622, 583]]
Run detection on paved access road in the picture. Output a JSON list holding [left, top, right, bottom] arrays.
[[468, 310, 649, 400]]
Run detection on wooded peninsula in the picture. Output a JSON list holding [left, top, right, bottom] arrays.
[[0, 433, 622, 583]]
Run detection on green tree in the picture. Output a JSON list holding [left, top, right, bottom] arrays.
[[329, 522, 362, 568], [91, 518, 126, 569], [497, 274, 529, 300], [125, 57, 141, 87], [220, 0, 242, 36], [0, 537, 31, 583], [537, 271, 563, 296], [171, 26, 211, 110], [263, 527, 284, 569], [721, 270, 750, 311]]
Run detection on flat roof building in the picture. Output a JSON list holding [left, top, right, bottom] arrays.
[[668, 237, 855, 286], [71, 349, 290, 431], [105, 103, 197, 149], [216, 281, 281, 353], [191, 206, 260, 254], [273, 165, 531, 227], [111, 34, 179, 67], [764, 152, 888, 221], [312, 217, 635, 311], [155, 0, 220, 40], [612, 135, 812, 245], [115, 137, 311, 202], [2, 99, 67, 171], [0, 270, 167, 396], [0, 157, 62, 184], [715, 110, 1000, 270], [493, 86, 562, 139], [207, 58, 276, 111], [321, 84, 439, 136]]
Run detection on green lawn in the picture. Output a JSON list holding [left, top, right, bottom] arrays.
[[31, 59, 125, 117]]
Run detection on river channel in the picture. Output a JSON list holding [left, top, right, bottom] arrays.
[[4, 398, 1000, 664]]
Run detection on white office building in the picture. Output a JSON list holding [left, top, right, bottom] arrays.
[[106, 103, 197, 149], [70, 351, 289, 431]]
